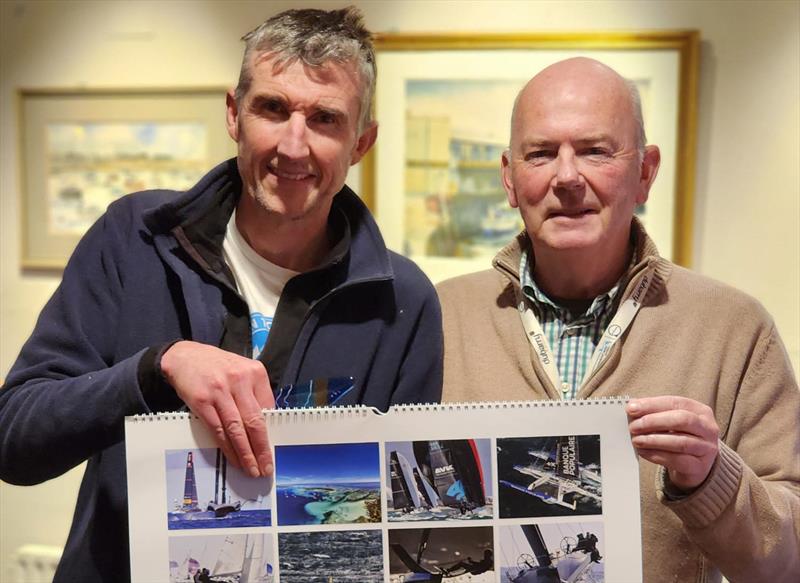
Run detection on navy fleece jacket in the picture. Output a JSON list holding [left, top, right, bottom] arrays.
[[0, 159, 442, 582]]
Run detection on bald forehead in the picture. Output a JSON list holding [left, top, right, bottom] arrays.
[[511, 58, 635, 139], [533, 57, 626, 87]]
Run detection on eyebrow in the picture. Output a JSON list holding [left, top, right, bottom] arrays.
[[573, 135, 617, 146], [248, 93, 284, 109], [520, 135, 617, 149], [314, 105, 348, 121], [249, 93, 349, 121], [520, 139, 557, 150]]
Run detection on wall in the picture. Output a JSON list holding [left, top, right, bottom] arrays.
[[1, 0, 798, 578]]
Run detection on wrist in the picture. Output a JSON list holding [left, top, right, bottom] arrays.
[[158, 340, 188, 383], [137, 340, 182, 411]]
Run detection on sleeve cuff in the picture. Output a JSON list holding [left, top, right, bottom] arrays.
[[137, 340, 182, 412], [657, 441, 743, 529]]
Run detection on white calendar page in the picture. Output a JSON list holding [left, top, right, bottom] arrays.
[[125, 399, 642, 583]]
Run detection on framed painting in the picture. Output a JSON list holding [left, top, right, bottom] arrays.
[[360, 32, 699, 282], [18, 88, 236, 269]]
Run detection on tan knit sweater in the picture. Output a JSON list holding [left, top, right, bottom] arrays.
[[437, 223, 800, 583]]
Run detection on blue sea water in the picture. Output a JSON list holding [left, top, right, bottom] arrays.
[[387, 501, 494, 522], [336, 481, 380, 489], [276, 482, 379, 526], [167, 509, 271, 530], [277, 488, 318, 526], [279, 530, 383, 582]]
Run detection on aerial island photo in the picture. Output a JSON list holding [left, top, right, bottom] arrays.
[[275, 442, 381, 526]]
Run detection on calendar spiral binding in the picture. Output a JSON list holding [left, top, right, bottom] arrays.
[[391, 396, 630, 413], [127, 396, 630, 423]]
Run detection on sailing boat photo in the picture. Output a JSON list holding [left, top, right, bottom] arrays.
[[498, 522, 605, 583], [386, 439, 493, 521], [498, 436, 603, 519], [206, 449, 242, 518], [169, 532, 274, 583], [389, 526, 494, 582], [165, 448, 272, 530]]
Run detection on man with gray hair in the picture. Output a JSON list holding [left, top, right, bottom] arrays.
[[438, 57, 799, 581], [0, 7, 442, 581]]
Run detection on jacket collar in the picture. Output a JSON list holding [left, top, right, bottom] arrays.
[[142, 158, 394, 285], [492, 217, 672, 306], [142, 158, 241, 236]]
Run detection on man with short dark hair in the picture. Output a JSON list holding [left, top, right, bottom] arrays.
[[0, 7, 442, 581], [438, 57, 799, 582]]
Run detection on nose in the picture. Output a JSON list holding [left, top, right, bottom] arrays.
[[276, 112, 310, 159], [554, 148, 582, 190]]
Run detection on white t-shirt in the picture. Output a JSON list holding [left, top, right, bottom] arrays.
[[222, 211, 299, 359]]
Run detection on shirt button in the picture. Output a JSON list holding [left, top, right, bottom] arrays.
[[561, 382, 570, 394]]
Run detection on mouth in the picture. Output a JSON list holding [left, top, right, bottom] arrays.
[[549, 208, 597, 219], [267, 163, 315, 181]]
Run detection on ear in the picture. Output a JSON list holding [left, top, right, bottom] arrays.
[[501, 149, 519, 208], [225, 90, 240, 143], [636, 145, 661, 205], [350, 121, 378, 165]]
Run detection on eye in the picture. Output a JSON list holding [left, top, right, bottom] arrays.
[[256, 98, 286, 117], [524, 150, 555, 163], [313, 111, 339, 125], [582, 147, 610, 158]]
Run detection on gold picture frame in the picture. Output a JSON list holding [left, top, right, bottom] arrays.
[[361, 31, 699, 282], [18, 88, 236, 270]]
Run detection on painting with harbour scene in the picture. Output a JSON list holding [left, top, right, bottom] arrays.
[[403, 79, 525, 261], [401, 78, 650, 263], [19, 88, 235, 268], [368, 34, 699, 282], [45, 122, 207, 236]]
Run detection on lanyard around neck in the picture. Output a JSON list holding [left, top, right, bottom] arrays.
[[516, 266, 655, 396]]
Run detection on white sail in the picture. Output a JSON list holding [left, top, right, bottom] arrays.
[[211, 535, 245, 576], [240, 534, 256, 583], [396, 452, 422, 508], [170, 542, 213, 583]]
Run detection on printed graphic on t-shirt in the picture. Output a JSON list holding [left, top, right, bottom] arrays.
[[251, 312, 273, 359], [273, 377, 356, 409]]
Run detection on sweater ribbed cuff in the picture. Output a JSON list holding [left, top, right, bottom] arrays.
[[658, 441, 743, 529], [137, 340, 181, 412]]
